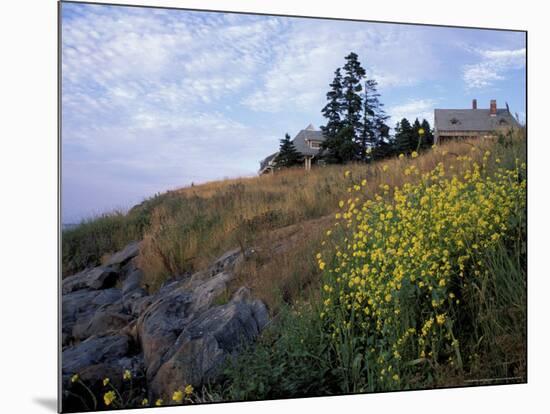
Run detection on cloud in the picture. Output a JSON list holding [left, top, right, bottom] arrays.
[[61, 3, 524, 221], [463, 47, 525, 89], [387, 99, 437, 126], [242, 22, 439, 113], [61, 4, 289, 221]]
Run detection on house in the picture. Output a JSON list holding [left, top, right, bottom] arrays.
[[434, 99, 520, 144], [259, 124, 326, 174]]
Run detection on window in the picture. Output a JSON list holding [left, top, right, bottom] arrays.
[[499, 118, 508, 125], [450, 118, 460, 125], [310, 141, 321, 149]]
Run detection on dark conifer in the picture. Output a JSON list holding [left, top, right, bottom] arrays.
[[274, 133, 301, 168]]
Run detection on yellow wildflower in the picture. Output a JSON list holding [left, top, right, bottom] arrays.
[[155, 399, 163, 406], [185, 384, 194, 396], [71, 374, 79, 383], [123, 369, 132, 381], [103, 391, 116, 406], [102, 378, 110, 386], [172, 390, 184, 403]]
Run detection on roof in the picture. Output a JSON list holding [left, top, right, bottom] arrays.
[[259, 125, 327, 169], [434, 108, 520, 132], [291, 127, 326, 157], [259, 152, 279, 171]]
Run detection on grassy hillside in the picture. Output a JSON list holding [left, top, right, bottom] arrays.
[[210, 130, 526, 400], [63, 131, 525, 309], [62, 129, 526, 402]]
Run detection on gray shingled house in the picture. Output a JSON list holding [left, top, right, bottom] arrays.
[[259, 124, 326, 174], [434, 99, 520, 144]]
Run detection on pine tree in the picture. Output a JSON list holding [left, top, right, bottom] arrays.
[[359, 78, 390, 161], [420, 119, 434, 148], [274, 133, 301, 168], [341, 52, 366, 157], [372, 135, 396, 160], [395, 118, 414, 154], [412, 118, 423, 152], [320, 68, 346, 163], [321, 68, 344, 139]]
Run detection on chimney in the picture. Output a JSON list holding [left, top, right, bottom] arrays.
[[490, 99, 497, 116], [472, 99, 477, 109]]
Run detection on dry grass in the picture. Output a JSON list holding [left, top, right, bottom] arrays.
[[136, 135, 517, 300]]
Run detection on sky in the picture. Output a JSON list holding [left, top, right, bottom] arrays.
[[61, 2, 526, 223]]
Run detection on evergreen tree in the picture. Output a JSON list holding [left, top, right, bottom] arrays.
[[320, 68, 344, 139], [320, 68, 346, 163], [411, 118, 423, 152], [341, 52, 366, 155], [274, 133, 301, 168], [395, 118, 415, 154], [320, 52, 389, 164], [359, 79, 390, 161], [371, 135, 396, 160], [420, 119, 434, 148], [322, 125, 356, 164]]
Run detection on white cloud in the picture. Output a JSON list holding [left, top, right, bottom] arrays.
[[463, 47, 525, 89], [242, 22, 438, 113], [387, 99, 436, 127]]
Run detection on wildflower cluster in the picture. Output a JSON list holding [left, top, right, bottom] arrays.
[[318, 155, 526, 389], [69, 367, 195, 410]]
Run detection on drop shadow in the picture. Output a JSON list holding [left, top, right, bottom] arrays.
[[33, 397, 58, 412]]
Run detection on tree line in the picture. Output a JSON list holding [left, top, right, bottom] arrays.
[[273, 52, 434, 169]]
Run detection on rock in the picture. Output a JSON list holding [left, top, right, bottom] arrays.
[[122, 267, 144, 296], [136, 286, 194, 380], [62, 334, 144, 411], [72, 304, 132, 341], [62, 334, 132, 378], [189, 271, 233, 314], [62, 289, 122, 345], [208, 247, 244, 276], [62, 245, 270, 406], [127, 293, 153, 316], [62, 266, 119, 294], [150, 287, 269, 396], [105, 241, 140, 267]]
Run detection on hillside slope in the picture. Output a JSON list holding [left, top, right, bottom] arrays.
[[63, 132, 525, 309], [62, 130, 526, 406]]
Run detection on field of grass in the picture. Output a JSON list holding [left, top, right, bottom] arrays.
[[64, 131, 523, 296], [62, 129, 526, 404], [209, 130, 526, 399]]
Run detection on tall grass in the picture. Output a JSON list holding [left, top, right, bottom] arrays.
[[207, 130, 526, 399], [63, 129, 524, 302]]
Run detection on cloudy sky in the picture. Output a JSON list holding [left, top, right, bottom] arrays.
[[61, 2, 526, 223]]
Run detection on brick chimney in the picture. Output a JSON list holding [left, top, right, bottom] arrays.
[[490, 99, 497, 116], [472, 99, 477, 109]]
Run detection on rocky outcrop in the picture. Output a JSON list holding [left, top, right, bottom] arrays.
[[61, 242, 269, 410], [104, 241, 140, 267], [62, 266, 119, 294], [150, 287, 268, 395]]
